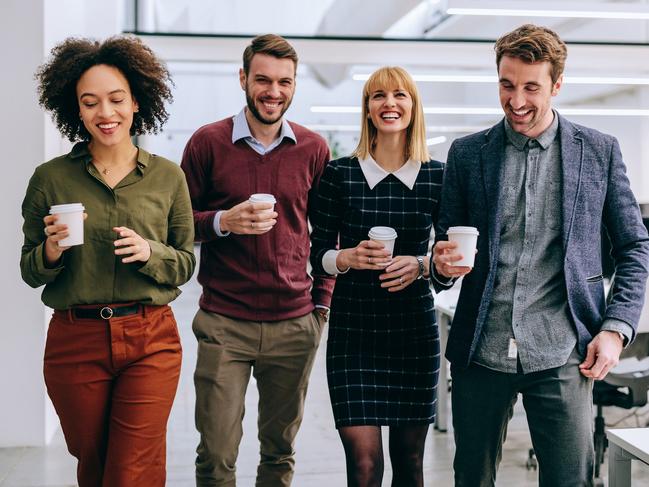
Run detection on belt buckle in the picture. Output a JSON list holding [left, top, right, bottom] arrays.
[[99, 306, 114, 319]]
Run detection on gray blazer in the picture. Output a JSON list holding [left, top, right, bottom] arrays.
[[436, 114, 649, 368]]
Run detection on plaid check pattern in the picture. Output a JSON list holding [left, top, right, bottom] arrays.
[[311, 156, 444, 426]]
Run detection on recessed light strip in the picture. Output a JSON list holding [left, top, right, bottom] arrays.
[[310, 106, 649, 116], [306, 124, 488, 133], [427, 136, 448, 146], [446, 7, 649, 21], [352, 74, 649, 85]]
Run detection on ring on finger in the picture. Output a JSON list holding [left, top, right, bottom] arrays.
[[251, 221, 254, 229], [43, 226, 51, 237], [399, 276, 403, 285], [368, 257, 372, 264]]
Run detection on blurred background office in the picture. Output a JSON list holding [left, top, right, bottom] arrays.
[[3, 1, 649, 485]]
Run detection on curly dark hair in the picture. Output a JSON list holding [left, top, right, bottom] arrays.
[[36, 35, 173, 141]]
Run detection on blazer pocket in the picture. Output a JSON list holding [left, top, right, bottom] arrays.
[[586, 274, 604, 283]]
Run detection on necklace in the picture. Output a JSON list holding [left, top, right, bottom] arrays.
[[91, 147, 138, 176], [93, 160, 111, 175]]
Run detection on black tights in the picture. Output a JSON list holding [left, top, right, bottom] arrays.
[[338, 424, 429, 487]]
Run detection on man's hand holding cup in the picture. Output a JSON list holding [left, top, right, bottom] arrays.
[[220, 194, 278, 235], [432, 227, 479, 279]]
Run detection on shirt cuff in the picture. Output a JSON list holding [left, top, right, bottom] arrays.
[[601, 319, 633, 347], [36, 242, 64, 277], [315, 305, 330, 310], [429, 255, 455, 287], [322, 250, 349, 275], [213, 211, 231, 237]]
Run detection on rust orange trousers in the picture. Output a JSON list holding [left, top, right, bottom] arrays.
[[44, 304, 182, 487]]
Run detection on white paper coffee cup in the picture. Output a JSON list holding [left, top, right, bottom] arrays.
[[447, 226, 479, 267], [249, 193, 276, 213], [50, 203, 85, 247], [368, 226, 398, 257]]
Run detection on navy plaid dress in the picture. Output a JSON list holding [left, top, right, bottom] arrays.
[[311, 156, 443, 427]]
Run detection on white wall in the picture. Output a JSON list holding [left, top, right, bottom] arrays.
[[0, 0, 51, 448], [0, 0, 123, 447]]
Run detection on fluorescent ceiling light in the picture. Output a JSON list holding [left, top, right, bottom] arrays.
[[446, 1, 649, 20], [427, 136, 447, 146], [352, 73, 649, 86], [306, 124, 487, 133], [310, 106, 649, 117]]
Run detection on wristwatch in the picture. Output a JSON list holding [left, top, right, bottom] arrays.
[[416, 256, 425, 279], [316, 307, 330, 321]]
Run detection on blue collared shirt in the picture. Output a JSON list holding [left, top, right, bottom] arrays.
[[231, 107, 297, 155]]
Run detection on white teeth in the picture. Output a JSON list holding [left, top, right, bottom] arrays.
[[381, 112, 400, 120], [98, 123, 118, 129], [512, 109, 531, 116], [263, 102, 280, 109]]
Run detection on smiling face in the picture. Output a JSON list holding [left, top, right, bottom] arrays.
[[498, 55, 562, 138], [77, 64, 138, 148], [367, 86, 413, 136], [240, 53, 295, 126]]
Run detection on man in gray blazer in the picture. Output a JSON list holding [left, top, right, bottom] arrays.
[[432, 24, 649, 486]]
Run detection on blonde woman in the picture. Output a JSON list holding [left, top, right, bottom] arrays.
[[310, 67, 442, 487]]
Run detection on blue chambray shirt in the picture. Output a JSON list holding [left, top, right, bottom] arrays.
[[473, 113, 578, 373]]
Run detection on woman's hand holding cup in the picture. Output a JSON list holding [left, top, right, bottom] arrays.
[[42, 212, 88, 266], [336, 240, 392, 272], [43, 215, 70, 265]]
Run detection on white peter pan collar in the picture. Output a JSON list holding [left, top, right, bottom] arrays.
[[358, 156, 421, 190]]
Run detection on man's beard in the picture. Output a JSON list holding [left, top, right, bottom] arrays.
[[245, 91, 292, 125]]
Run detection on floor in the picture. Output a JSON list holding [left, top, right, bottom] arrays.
[[2, 276, 649, 486]]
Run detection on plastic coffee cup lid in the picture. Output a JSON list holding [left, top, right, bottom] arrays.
[[249, 193, 276, 204], [368, 226, 398, 240], [50, 203, 85, 214], [447, 226, 479, 236]]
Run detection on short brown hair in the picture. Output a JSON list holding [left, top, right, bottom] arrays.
[[495, 24, 567, 83], [242, 34, 298, 75], [36, 35, 173, 142]]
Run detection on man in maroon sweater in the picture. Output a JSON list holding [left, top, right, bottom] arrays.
[[181, 34, 334, 487]]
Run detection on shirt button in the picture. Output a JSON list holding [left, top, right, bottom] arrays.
[[527, 212, 532, 217]]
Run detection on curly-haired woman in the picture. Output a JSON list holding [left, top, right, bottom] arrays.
[[20, 36, 195, 487]]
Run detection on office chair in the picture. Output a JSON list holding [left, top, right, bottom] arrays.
[[591, 282, 649, 485]]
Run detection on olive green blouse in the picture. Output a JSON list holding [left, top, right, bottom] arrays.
[[20, 143, 196, 309]]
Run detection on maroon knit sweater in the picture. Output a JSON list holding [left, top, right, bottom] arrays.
[[181, 117, 334, 321]]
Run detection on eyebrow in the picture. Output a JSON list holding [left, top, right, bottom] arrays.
[[79, 89, 128, 98], [499, 78, 542, 87]]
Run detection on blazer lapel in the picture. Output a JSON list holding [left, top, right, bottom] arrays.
[[481, 121, 506, 258], [558, 114, 584, 250]]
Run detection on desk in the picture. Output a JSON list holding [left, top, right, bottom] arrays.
[[607, 428, 649, 486], [434, 289, 459, 432]]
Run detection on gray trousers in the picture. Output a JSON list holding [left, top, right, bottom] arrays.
[[451, 348, 594, 487], [193, 309, 324, 487]]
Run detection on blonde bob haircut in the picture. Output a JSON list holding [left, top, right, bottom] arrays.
[[352, 66, 430, 163]]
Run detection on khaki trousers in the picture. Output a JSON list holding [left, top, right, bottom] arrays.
[[193, 309, 324, 487], [44, 305, 182, 487]]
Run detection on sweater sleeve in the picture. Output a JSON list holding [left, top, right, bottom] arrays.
[[180, 134, 220, 243]]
